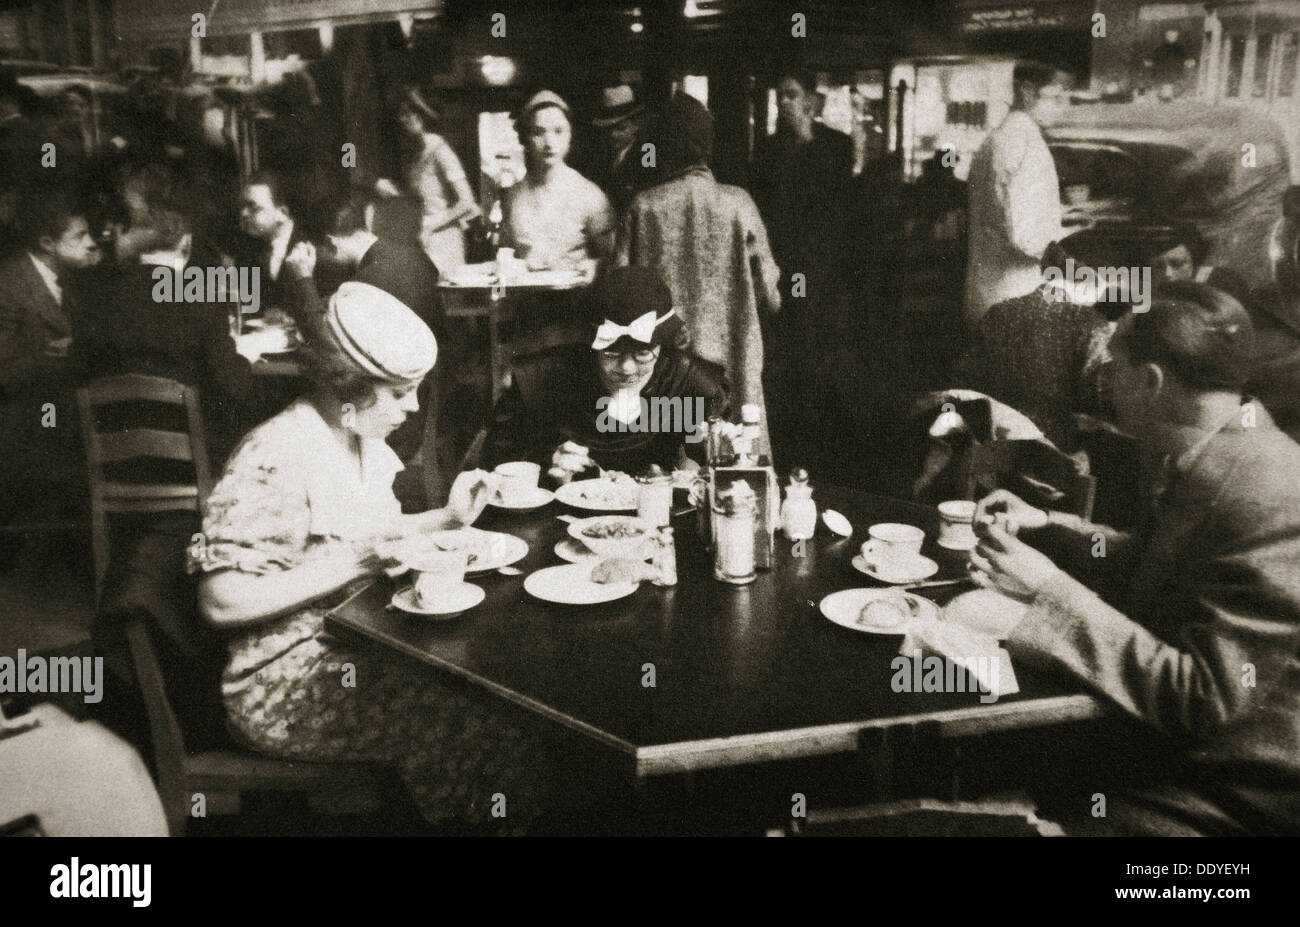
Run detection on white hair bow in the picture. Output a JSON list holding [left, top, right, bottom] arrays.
[[591, 311, 660, 350]]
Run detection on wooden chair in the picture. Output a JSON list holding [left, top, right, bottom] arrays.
[[122, 616, 389, 835], [964, 440, 1097, 520], [76, 374, 213, 596]]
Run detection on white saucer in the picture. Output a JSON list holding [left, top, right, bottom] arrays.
[[524, 564, 638, 605], [851, 548, 939, 585], [554, 538, 601, 563], [819, 588, 941, 634], [489, 486, 555, 511], [390, 583, 484, 618]]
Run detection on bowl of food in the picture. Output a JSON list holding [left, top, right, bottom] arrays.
[[568, 515, 654, 560]]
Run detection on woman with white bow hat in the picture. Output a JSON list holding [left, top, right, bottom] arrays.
[[191, 282, 554, 828]]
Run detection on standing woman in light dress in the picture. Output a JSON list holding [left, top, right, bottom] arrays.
[[503, 90, 616, 274], [375, 86, 479, 275], [190, 282, 557, 830]]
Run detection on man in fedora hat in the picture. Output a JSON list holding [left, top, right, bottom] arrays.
[[591, 84, 646, 213], [482, 266, 729, 480]]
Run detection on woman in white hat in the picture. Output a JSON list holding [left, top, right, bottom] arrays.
[[503, 90, 616, 272], [190, 282, 552, 828]]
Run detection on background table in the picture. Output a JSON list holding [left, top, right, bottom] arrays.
[[327, 486, 1105, 780]]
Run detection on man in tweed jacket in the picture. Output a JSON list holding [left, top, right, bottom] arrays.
[[971, 292, 1300, 835]]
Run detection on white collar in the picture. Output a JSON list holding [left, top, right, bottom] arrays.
[[606, 387, 643, 425], [288, 399, 404, 540], [27, 252, 62, 304]]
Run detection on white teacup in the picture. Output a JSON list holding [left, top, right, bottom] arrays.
[[494, 461, 541, 505], [937, 500, 978, 550], [412, 549, 468, 610], [862, 523, 926, 572]]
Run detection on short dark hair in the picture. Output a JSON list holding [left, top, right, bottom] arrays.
[[1152, 221, 1209, 267], [1115, 282, 1254, 392], [325, 190, 370, 236], [1013, 60, 1067, 92], [776, 70, 818, 97], [244, 169, 292, 217], [21, 187, 82, 249]]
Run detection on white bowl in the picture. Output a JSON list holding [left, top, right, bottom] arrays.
[[567, 515, 654, 560]]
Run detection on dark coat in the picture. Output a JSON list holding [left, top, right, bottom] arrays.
[[67, 263, 253, 464], [0, 253, 79, 489], [483, 342, 730, 476], [1008, 403, 1300, 835]]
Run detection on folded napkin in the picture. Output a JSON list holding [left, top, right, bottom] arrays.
[[899, 618, 1019, 701]]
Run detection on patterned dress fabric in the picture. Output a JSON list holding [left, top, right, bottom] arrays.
[[189, 398, 554, 827]]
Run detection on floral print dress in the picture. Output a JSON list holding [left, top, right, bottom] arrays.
[[189, 398, 554, 826]]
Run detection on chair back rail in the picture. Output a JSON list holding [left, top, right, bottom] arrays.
[[77, 375, 214, 595]]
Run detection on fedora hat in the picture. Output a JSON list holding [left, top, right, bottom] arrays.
[[592, 84, 644, 127]]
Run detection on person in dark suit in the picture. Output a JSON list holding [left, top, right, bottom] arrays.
[[0, 191, 102, 512], [228, 169, 310, 314], [279, 190, 439, 330], [972, 291, 1300, 835], [483, 266, 729, 479], [68, 196, 252, 466], [750, 70, 853, 467]]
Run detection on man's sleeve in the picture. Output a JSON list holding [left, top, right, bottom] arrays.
[[0, 288, 46, 395], [1007, 525, 1300, 741]]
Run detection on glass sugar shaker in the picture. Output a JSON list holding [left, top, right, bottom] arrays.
[[652, 527, 677, 587], [781, 467, 817, 541], [713, 481, 757, 584], [637, 464, 672, 528]]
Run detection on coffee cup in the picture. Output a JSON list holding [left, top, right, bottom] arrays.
[[862, 523, 925, 571], [937, 500, 978, 551], [494, 461, 540, 505], [412, 549, 468, 610]]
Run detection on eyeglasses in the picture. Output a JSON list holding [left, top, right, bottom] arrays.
[[599, 348, 658, 364]]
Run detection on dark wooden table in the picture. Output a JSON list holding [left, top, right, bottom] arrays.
[[326, 485, 1105, 779]]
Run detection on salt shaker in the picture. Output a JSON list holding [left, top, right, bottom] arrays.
[[652, 527, 677, 587], [637, 464, 672, 528], [781, 467, 817, 541], [713, 481, 757, 584]]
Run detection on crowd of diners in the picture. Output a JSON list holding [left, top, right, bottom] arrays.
[[2, 57, 1300, 837]]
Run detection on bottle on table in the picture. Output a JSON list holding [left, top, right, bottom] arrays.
[[781, 467, 817, 541], [713, 480, 757, 585], [738, 404, 762, 466], [652, 526, 677, 587], [637, 464, 672, 528]]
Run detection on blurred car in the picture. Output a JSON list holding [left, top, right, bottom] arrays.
[[1046, 99, 1292, 288]]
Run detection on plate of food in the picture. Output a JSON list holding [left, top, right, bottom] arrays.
[[554, 473, 639, 511], [819, 588, 941, 635], [403, 528, 529, 575], [567, 515, 655, 560], [524, 563, 639, 605]]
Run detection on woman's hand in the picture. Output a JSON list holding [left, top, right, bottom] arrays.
[[967, 520, 1065, 603], [974, 489, 1048, 537], [375, 178, 402, 198], [548, 441, 595, 485], [445, 469, 495, 528]]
